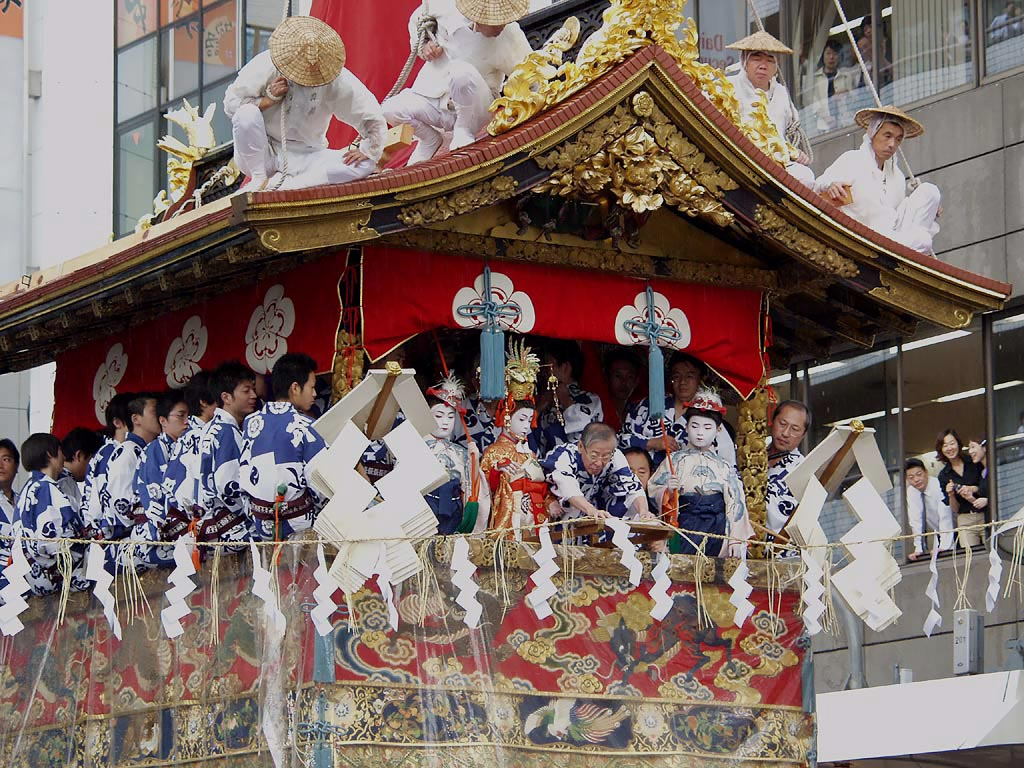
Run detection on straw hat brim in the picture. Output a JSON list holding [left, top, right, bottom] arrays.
[[455, 0, 530, 26], [269, 16, 346, 88], [726, 30, 794, 55], [855, 106, 925, 138]]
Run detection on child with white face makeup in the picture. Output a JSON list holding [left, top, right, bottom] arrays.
[[424, 376, 491, 535], [647, 388, 753, 558]]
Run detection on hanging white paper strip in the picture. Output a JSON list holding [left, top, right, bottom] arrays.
[[311, 541, 341, 636], [0, 533, 31, 636], [986, 539, 1003, 614], [86, 542, 122, 640], [527, 526, 559, 621], [606, 517, 642, 586], [451, 536, 482, 629], [161, 536, 198, 639], [923, 544, 942, 637], [249, 542, 286, 634], [649, 553, 673, 621], [728, 557, 755, 628], [374, 543, 399, 631]]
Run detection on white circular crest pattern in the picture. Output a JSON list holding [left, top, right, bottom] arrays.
[[614, 290, 691, 350], [164, 315, 208, 388], [245, 284, 296, 373], [93, 343, 128, 425], [451, 270, 536, 333]]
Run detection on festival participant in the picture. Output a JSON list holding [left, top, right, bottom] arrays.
[[100, 393, 160, 544], [765, 400, 810, 537], [58, 428, 103, 515], [382, 0, 532, 164], [129, 391, 190, 570], [535, 340, 604, 457], [648, 388, 752, 557], [725, 30, 815, 186], [618, 351, 736, 469], [905, 458, 954, 561], [423, 374, 491, 534], [240, 353, 327, 541], [814, 106, 942, 254], [164, 372, 217, 541], [0, 438, 19, 565], [480, 342, 554, 535], [603, 348, 642, 431], [224, 15, 388, 192], [14, 433, 89, 596], [81, 392, 134, 539], [197, 362, 258, 551]]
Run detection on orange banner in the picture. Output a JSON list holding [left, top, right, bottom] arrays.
[[0, 1, 23, 39]]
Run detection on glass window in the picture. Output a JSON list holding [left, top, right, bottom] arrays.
[[117, 121, 157, 237], [245, 0, 279, 61], [992, 312, 1024, 522], [790, 0, 871, 139], [202, 78, 233, 146], [164, 0, 199, 25], [118, 0, 158, 47], [162, 20, 201, 101], [203, 1, 239, 85], [117, 37, 159, 122], [885, 2, 973, 106], [984, 0, 1024, 76], [697, 0, 779, 71]]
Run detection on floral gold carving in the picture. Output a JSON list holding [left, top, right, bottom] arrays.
[[396, 176, 519, 227], [533, 101, 736, 225], [754, 206, 859, 278], [736, 386, 769, 557], [869, 274, 974, 330]]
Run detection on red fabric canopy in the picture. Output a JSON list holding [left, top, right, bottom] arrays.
[[51, 253, 347, 435], [360, 246, 766, 398]]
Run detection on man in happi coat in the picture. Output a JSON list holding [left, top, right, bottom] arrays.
[[765, 400, 811, 540], [240, 353, 327, 541], [163, 372, 217, 542], [81, 392, 133, 539]]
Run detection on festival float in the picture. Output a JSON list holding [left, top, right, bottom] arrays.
[[0, 0, 1011, 766]]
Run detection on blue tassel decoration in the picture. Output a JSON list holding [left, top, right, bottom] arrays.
[[648, 339, 665, 421], [480, 327, 506, 400]]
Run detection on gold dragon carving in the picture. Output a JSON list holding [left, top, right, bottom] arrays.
[[488, 0, 790, 166], [736, 385, 769, 556], [533, 96, 737, 225]]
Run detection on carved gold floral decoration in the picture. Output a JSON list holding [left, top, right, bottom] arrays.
[[755, 206, 859, 278], [396, 176, 519, 227], [736, 386, 769, 556]]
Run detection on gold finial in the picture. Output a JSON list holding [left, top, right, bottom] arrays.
[[384, 361, 402, 376], [850, 419, 865, 432]]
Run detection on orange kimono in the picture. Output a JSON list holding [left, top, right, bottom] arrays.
[[480, 431, 552, 537]]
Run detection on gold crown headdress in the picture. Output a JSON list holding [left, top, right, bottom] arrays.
[[498, 340, 540, 428]]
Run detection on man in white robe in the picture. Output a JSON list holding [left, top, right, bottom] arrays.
[[814, 105, 942, 255], [224, 16, 388, 192], [725, 30, 815, 187], [382, 0, 532, 164]]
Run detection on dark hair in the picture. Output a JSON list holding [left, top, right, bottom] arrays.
[[772, 400, 812, 430], [271, 353, 318, 399], [157, 390, 188, 421], [184, 371, 216, 417], [580, 422, 616, 448], [104, 392, 135, 432], [61, 428, 102, 462], [604, 347, 642, 375], [622, 446, 652, 470], [904, 457, 926, 473], [824, 38, 842, 53], [667, 351, 707, 378], [128, 393, 157, 420], [21, 433, 61, 472], [0, 438, 19, 468], [546, 340, 585, 383], [213, 361, 255, 407], [935, 428, 964, 465], [684, 407, 723, 427], [859, 14, 872, 35]]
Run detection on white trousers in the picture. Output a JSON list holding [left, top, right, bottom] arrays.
[[891, 182, 941, 254], [231, 103, 377, 191], [382, 61, 492, 164]]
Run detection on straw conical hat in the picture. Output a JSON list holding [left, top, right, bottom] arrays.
[[269, 16, 345, 88], [456, 0, 530, 26], [855, 105, 925, 138], [726, 30, 794, 55]]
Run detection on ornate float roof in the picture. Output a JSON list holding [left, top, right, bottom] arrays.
[[0, 1, 1009, 373]]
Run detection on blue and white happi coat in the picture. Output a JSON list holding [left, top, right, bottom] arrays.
[[81, 437, 117, 539], [455, 398, 502, 454], [239, 401, 327, 540], [0, 489, 16, 566], [617, 395, 737, 469], [14, 471, 89, 596], [766, 447, 804, 535], [102, 433, 149, 542], [535, 385, 604, 459], [56, 468, 82, 515], [197, 408, 251, 548], [164, 416, 206, 532], [129, 432, 177, 570], [541, 443, 645, 520]]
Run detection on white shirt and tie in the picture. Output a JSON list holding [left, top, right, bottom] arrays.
[[907, 476, 954, 556]]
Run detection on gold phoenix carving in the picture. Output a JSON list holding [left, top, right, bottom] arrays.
[[533, 99, 737, 225], [488, 0, 791, 167], [755, 206, 859, 278], [397, 176, 519, 227]]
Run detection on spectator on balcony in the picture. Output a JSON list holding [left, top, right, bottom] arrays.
[[935, 428, 984, 548], [905, 458, 954, 561], [805, 38, 855, 134], [815, 105, 942, 254], [960, 437, 990, 517], [989, 3, 1023, 43]]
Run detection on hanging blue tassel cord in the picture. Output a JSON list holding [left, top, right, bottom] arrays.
[[621, 284, 683, 422], [455, 265, 522, 401], [648, 339, 665, 420]]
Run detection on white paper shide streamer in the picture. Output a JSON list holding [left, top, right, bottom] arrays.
[[311, 542, 342, 636], [987, 539, 1002, 614], [0, 533, 32, 636], [249, 542, 286, 633], [161, 536, 198, 639], [373, 543, 399, 631], [451, 536, 482, 628], [606, 517, 642, 586], [728, 557, 755, 627], [923, 544, 942, 637], [86, 542, 122, 639], [527, 526, 559, 620], [648, 553, 673, 621]]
